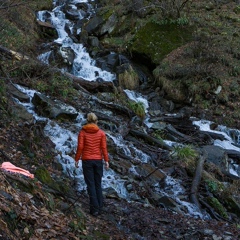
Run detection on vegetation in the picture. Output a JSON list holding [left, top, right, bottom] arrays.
[[0, 0, 240, 239], [171, 144, 198, 161], [206, 196, 228, 218], [128, 100, 146, 120], [0, 0, 52, 52], [118, 65, 139, 90]]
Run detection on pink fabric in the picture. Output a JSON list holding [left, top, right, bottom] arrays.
[[0, 162, 34, 179]]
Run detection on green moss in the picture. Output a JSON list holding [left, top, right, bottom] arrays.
[[102, 37, 125, 46], [35, 166, 71, 195], [98, 8, 115, 21], [35, 166, 54, 185], [128, 22, 193, 64], [224, 197, 240, 218], [205, 179, 219, 193], [234, 6, 240, 14], [130, 101, 145, 120], [206, 197, 228, 218], [152, 129, 166, 141]]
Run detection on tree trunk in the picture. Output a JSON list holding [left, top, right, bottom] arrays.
[[0, 45, 29, 61], [190, 150, 207, 211], [65, 72, 114, 93], [129, 129, 172, 150]]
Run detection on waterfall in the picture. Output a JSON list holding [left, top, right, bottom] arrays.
[[14, 0, 237, 220], [36, 1, 115, 81], [15, 81, 240, 220]]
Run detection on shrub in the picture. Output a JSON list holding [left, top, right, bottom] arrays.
[[118, 65, 139, 90], [172, 144, 198, 161], [128, 100, 146, 120]]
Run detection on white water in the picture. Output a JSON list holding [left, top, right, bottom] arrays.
[[153, 175, 209, 219], [14, 83, 228, 219], [193, 119, 240, 177], [193, 120, 240, 152], [13, 84, 137, 200], [36, 1, 116, 81], [109, 134, 151, 163], [19, 0, 239, 220]]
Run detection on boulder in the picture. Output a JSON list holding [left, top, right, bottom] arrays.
[[7, 83, 30, 102], [202, 145, 229, 173], [84, 16, 104, 35], [32, 93, 78, 120]]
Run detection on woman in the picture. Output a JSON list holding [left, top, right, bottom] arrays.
[[75, 112, 109, 216]]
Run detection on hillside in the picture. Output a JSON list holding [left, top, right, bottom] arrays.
[[0, 0, 240, 239]]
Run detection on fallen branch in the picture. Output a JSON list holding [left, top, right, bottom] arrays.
[[65, 72, 114, 93], [165, 124, 196, 143], [129, 129, 172, 150], [36, 20, 55, 29], [93, 97, 135, 118], [190, 150, 207, 211], [0, 45, 29, 61], [1, 170, 34, 189]]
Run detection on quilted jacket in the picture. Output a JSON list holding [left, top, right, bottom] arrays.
[[75, 123, 109, 162]]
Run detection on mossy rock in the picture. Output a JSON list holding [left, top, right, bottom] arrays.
[[205, 196, 228, 218], [128, 22, 193, 64], [202, 171, 224, 194], [224, 196, 240, 218], [35, 166, 70, 194]]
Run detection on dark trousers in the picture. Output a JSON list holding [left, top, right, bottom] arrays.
[[82, 160, 103, 213]]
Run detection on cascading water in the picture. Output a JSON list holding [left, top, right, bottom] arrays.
[[13, 0, 238, 221], [15, 82, 237, 220], [193, 119, 240, 177], [36, 0, 115, 81]]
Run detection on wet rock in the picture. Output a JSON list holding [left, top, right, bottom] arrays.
[[9, 101, 34, 123], [7, 83, 30, 102], [134, 163, 166, 184], [59, 46, 75, 65], [202, 145, 229, 173], [87, 36, 100, 48], [104, 187, 121, 199], [158, 196, 181, 213], [84, 16, 104, 35], [32, 93, 78, 120], [99, 14, 118, 35]]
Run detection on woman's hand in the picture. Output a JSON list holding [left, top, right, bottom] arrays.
[[105, 161, 109, 170], [75, 161, 79, 168]]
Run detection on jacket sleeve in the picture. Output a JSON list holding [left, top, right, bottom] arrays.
[[101, 132, 109, 162], [75, 130, 84, 161]]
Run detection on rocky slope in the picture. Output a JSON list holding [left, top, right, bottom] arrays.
[[0, 0, 240, 239]]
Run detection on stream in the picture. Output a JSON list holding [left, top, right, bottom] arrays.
[[12, 0, 238, 221]]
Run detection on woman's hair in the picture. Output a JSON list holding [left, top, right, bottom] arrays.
[[87, 112, 98, 123]]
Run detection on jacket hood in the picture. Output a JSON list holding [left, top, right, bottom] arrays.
[[82, 123, 99, 133]]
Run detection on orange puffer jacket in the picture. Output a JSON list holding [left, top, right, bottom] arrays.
[[75, 123, 109, 162]]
